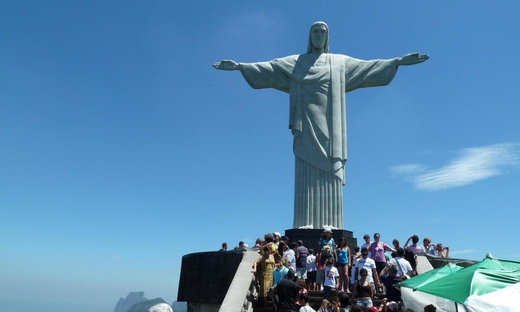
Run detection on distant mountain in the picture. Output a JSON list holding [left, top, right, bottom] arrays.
[[127, 298, 168, 312], [171, 301, 187, 312], [114, 292, 148, 312]]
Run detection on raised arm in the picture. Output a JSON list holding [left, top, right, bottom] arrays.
[[397, 52, 429, 66], [213, 60, 241, 71], [251, 255, 262, 273]]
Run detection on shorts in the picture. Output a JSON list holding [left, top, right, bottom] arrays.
[[356, 299, 373, 308], [296, 267, 307, 279], [307, 271, 317, 284], [316, 269, 324, 284]]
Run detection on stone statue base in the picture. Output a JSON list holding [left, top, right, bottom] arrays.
[[285, 228, 357, 255]]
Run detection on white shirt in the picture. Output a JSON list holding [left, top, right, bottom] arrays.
[[284, 249, 296, 271], [388, 257, 413, 276], [356, 257, 376, 283], [306, 254, 316, 272], [324, 265, 339, 287]]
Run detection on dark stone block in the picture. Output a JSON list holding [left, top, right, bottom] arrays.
[[177, 250, 245, 303]]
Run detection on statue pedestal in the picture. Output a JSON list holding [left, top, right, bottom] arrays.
[[285, 229, 357, 255]]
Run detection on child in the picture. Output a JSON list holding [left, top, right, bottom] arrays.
[[318, 299, 332, 312], [323, 258, 339, 299], [299, 293, 316, 312], [306, 248, 317, 290]]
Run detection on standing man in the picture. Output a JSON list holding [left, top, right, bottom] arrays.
[[388, 248, 413, 278], [284, 242, 298, 272], [434, 243, 449, 258], [276, 269, 299, 312], [296, 240, 309, 280], [219, 242, 227, 252], [355, 247, 381, 292]]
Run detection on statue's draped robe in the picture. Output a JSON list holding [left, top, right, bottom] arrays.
[[240, 53, 399, 229]]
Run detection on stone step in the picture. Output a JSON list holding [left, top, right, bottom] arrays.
[[253, 291, 387, 312]]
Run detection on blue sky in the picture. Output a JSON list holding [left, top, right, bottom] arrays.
[[1, 2, 519, 312]]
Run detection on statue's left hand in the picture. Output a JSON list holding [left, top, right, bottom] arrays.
[[398, 53, 429, 66]]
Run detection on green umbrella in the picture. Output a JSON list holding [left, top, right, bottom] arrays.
[[398, 262, 463, 290], [411, 255, 520, 304]]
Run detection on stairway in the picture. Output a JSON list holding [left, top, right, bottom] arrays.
[[253, 290, 387, 311]]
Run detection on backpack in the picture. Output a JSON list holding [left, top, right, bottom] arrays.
[[322, 244, 332, 256]]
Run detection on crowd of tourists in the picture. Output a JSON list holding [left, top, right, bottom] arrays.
[[220, 230, 449, 312]]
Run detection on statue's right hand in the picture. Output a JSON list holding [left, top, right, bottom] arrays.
[[213, 60, 240, 71]]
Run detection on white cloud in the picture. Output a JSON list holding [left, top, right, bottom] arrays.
[[392, 143, 520, 191]]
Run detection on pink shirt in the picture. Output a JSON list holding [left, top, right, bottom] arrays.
[[369, 242, 388, 262]]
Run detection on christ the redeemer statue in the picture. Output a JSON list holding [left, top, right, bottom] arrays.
[[213, 21, 429, 229]]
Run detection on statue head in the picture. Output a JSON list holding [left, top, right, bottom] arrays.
[[307, 21, 329, 54]]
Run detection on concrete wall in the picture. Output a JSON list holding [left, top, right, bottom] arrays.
[[178, 250, 244, 304]]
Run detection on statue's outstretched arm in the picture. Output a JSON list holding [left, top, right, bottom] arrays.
[[213, 60, 241, 71], [397, 52, 429, 66]]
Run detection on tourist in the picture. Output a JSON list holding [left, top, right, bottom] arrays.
[[379, 265, 402, 303], [361, 234, 372, 254], [388, 248, 413, 279], [263, 233, 277, 256], [285, 242, 298, 272], [352, 268, 374, 308], [323, 258, 339, 299], [316, 251, 324, 291], [234, 241, 246, 250], [306, 248, 317, 290], [253, 238, 264, 251], [276, 241, 288, 263], [296, 240, 309, 280], [338, 293, 351, 312], [325, 289, 341, 312], [274, 258, 290, 285], [296, 278, 308, 308], [421, 237, 434, 255], [390, 239, 400, 258], [349, 246, 361, 292], [386, 301, 400, 312], [318, 299, 332, 312], [335, 237, 351, 292], [274, 232, 282, 247], [299, 293, 316, 312], [276, 269, 299, 312], [219, 242, 227, 252], [252, 245, 276, 306], [318, 229, 336, 266], [368, 233, 395, 275], [404, 235, 421, 270], [434, 243, 449, 258], [423, 304, 436, 312], [355, 247, 381, 293]]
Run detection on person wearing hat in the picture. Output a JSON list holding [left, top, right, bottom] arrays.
[[273, 232, 282, 247], [318, 229, 336, 266], [376, 298, 400, 311]]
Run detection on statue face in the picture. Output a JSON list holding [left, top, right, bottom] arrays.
[[310, 24, 327, 51]]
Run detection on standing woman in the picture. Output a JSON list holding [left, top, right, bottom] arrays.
[[318, 229, 336, 266], [275, 241, 288, 264], [390, 239, 400, 258], [368, 233, 395, 275], [335, 237, 351, 293], [352, 268, 374, 308], [252, 246, 275, 306]]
